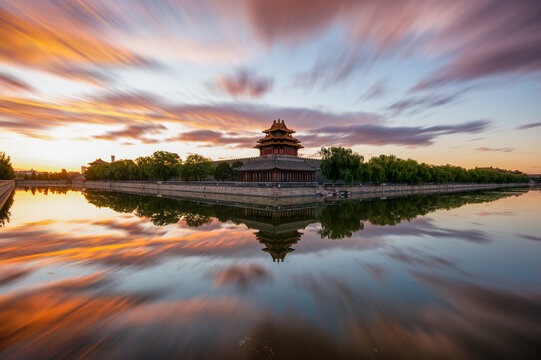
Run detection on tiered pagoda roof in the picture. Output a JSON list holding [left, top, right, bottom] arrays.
[[255, 119, 303, 150], [88, 158, 107, 166]]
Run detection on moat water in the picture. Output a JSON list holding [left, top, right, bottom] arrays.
[[0, 187, 540, 359]]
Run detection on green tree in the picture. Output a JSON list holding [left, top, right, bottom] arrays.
[[214, 162, 234, 181], [320, 147, 364, 184], [0, 152, 15, 180], [146, 151, 182, 180], [181, 154, 214, 181], [231, 160, 244, 169]]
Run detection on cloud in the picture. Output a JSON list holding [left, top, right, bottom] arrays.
[[216, 69, 273, 98], [0, 4, 153, 84], [476, 147, 514, 153], [358, 80, 387, 101], [245, 1, 541, 90], [92, 123, 167, 143], [0, 90, 381, 140], [0, 71, 34, 92], [386, 88, 468, 116], [516, 122, 541, 130], [302, 119, 490, 148], [2, 0, 541, 93], [246, 0, 352, 45], [410, 1, 541, 90], [166, 129, 257, 148], [0, 88, 492, 148], [295, 47, 368, 89]]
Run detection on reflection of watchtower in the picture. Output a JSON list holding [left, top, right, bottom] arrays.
[[255, 229, 302, 263], [236, 206, 317, 263]]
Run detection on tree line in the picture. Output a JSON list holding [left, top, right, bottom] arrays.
[[85, 151, 243, 181], [23, 169, 69, 180], [0, 152, 15, 180], [320, 147, 530, 185]]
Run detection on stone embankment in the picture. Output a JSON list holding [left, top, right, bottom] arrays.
[[72, 180, 529, 199], [0, 180, 15, 209], [14, 180, 71, 187], [14, 179, 528, 203]]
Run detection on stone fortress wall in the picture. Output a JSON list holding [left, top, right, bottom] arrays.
[[15, 179, 527, 203]]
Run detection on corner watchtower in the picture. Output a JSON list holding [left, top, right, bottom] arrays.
[[255, 119, 303, 156]]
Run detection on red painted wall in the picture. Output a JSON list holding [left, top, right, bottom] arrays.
[[260, 147, 298, 156]]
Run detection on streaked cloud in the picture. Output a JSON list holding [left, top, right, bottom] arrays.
[[385, 90, 466, 116], [0, 5, 153, 84], [166, 130, 256, 148], [0, 71, 34, 92], [0, 0, 539, 171], [216, 69, 273, 98], [358, 80, 388, 102], [303, 120, 490, 148], [476, 147, 514, 153], [92, 123, 168, 143], [516, 122, 541, 130]]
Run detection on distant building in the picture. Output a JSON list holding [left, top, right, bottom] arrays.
[[235, 119, 317, 182], [88, 158, 108, 166]]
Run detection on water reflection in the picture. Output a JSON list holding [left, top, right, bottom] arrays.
[[0, 191, 14, 227], [0, 187, 539, 359], [84, 189, 527, 261]]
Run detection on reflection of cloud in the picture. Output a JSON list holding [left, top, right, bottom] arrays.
[[0, 267, 34, 287], [213, 263, 272, 289], [359, 262, 387, 283], [216, 69, 273, 98], [294, 268, 541, 358], [0, 217, 258, 268], [0, 272, 252, 359], [363, 217, 490, 243], [475, 211, 513, 217], [385, 247, 461, 272], [518, 234, 541, 242]]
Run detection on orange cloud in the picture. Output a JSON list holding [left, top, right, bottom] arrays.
[[0, 5, 151, 84]]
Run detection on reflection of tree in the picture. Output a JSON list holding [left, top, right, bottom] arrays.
[[318, 189, 528, 240], [318, 202, 364, 239], [21, 187, 69, 195], [0, 191, 14, 227], [84, 188, 528, 246], [85, 191, 224, 227]]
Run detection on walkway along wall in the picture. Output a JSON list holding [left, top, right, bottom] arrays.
[[0, 180, 15, 209]]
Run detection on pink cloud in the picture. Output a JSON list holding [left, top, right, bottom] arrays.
[[216, 69, 273, 98]]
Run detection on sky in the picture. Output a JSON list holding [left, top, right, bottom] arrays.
[[0, 0, 540, 173]]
